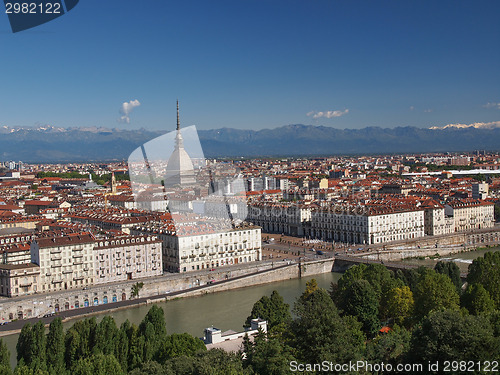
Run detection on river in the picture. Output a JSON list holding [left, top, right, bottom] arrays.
[[2, 271, 342, 368]]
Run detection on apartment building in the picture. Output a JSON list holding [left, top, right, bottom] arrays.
[[133, 218, 262, 273], [445, 199, 495, 232], [0, 263, 40, 297], [308, 203, 425, 245], [93, 235, 162, 284], [30, 233, 96, 292]]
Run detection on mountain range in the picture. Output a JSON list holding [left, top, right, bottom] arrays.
[[0, 124, 498, 162]]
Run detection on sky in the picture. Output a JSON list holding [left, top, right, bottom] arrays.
[[0, 0, 500, 131]]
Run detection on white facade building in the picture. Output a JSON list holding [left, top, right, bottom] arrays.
[[133, 220, 262, 273], [309, 205, 425, 245], [445, 199, 495, 232]]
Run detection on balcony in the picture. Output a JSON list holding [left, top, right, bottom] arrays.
[[73, 276, 84, 281], [73, 254, 83, 259], [50, 256, 62, 262], [50, 248, 62, 254], [62, 270, 73, 274]]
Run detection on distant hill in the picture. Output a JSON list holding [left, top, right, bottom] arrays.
[[0, 124, 498, 162]]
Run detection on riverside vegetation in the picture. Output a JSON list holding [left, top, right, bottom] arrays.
[[1, 252, 500, 374]]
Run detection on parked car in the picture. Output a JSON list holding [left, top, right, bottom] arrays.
[[316, 250, 324, 255]]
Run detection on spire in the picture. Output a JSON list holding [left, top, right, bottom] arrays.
[[176, 100, 180, 131]]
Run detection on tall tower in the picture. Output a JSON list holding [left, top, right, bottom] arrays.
[[163, 101, 196, 187], [111, 172, 117, 194]]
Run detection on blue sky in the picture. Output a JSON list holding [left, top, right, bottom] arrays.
[[1, 0, 500, 131]]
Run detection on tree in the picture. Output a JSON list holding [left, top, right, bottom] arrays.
[[303, 279, 318, 298], [46, 318, 64, 373], [342, 279, 380, 335], [384, 286, 414, 326], [16, 321, 47, 372], [157, 333, 206, 364], [243, 330, 295, 375], [366, 325, 411, 365], [434, 261, 462, 292], [114, 322, 129, 372], [467, 251, 500, 308], [13, 366, 49, 375], [164, 349, 250, 375], [409, 310, 500, 363], [139, 305, 167, 361], [72, 354, 125, 375], [128, 361, 166, 375], [131, 282, 144, 299], [64, 318, 97, 369], [461, 283, 495, 315], [125, 323, 144, 371], [290, 288, 365, 364], [94, 316, 118, 355], [0, 339, 11, 375], [0, 340, 9, 369], [244, 290, 291, 331], [413, 272, 460, 320]]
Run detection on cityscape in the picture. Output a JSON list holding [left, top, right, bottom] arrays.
[[2, 0, 500, 373]]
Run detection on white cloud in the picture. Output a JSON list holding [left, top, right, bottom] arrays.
[[118, 99, 141, 124], [429, 121, 500, 130], [423, 109, 433, 113], [307, 109, 349, 119], [409, 106, 415, 111], [483, 102, 500, 109]]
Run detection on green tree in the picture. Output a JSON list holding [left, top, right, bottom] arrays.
[[0, 339, 9, 369], [467, 251, 500, 308], [384, 286, 414, 326], [409, 310, 500, 364], [64, 318, 97, 369], [244, 290, 291, 331], [72, 354, 125, 375], [157, 333, 206, 364], [0, 339, 11, 375], [139, 305, 167, 361], [164, 349, 249, 375], [413, 272, 460, 320], [114, 322, 129, 372], [366, 325, 411, 365], [128, 361, 166, 375], [290, 288, 365, 364], [125, 323, 144, 371], [131, 282, 144, 299], [16, 321, 47, 372], [94, 316, 118, 355], [342, 279, 380, 335], [13, 366, 49, 375], [243, 330, 295, 375], [434, 261, 462, 292], [461, 283, 495, 315], [46, 318, 64, 374]]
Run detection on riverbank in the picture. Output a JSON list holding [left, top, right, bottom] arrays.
[[0, 257, 334, 337]]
